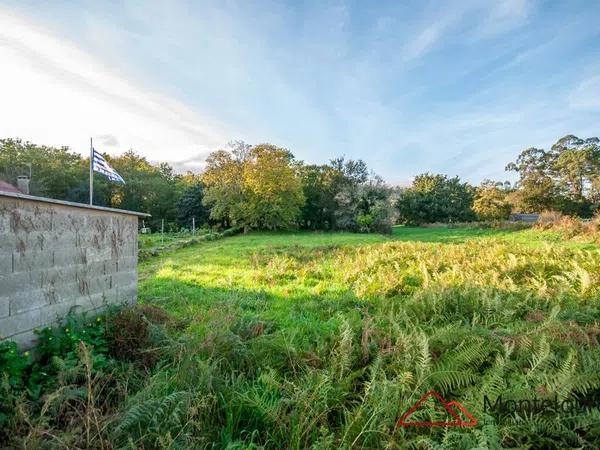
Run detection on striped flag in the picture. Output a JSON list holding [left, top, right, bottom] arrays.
[[92, 149, 125, 183]]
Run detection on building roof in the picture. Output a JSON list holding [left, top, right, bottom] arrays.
[[0, 180, 21, 193], [0, 190, 151, 217]]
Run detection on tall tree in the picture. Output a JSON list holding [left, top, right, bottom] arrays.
[[473, 180, 512, 221], [0, 139, 86, 199], [243, 144, 305, 229], [506, 135, 600, 215], [202, 142, 304, 230], [176, 178, 210, 229], [396, 173, 475, 225]]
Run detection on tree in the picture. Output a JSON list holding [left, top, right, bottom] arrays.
[[473, 180, 512, 221], [298, 164, 338, 229], [242, 144, 305, 230], [202, 142, 305, 230], [176, 178, 210, 229], [396, 173, 475, 225], [550, 135, 600, 197], [506, 135, 600, 215], [202, 142, 249, 228], [107, 151, 181, 229], [330, 157, 370, 230], [0, 139, 86, 200]]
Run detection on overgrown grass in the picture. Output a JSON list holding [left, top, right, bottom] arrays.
[[2, 227, 600, 448]]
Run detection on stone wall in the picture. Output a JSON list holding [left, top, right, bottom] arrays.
[[0, 193, 145, 347]]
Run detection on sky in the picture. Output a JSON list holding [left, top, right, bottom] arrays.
[[1, 0, 600, 185]]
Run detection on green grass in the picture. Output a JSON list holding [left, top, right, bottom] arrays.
[[5, 226, 598, 448], [130, 227, 600, 449]]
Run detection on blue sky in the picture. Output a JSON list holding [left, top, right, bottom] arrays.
[[1, 1, 600, 185]]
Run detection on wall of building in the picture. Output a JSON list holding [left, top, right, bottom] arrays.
[[0, 193, 142, 347]]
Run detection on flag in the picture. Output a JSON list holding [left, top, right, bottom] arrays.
[[92, 149, 125, 183]]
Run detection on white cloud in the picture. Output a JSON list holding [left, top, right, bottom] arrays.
[[569, 75, 600, 111], [0, 8, 231, 170], [479, 0, 534, 36]]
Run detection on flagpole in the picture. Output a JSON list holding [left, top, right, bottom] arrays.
[[89, 137, 93, 205]]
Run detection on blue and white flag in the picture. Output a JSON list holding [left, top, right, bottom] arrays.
[[92, 149, 125, 183]]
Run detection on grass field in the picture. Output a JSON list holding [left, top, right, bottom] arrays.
[[3, 226, 599, 449], [130, 226, 600, 449]]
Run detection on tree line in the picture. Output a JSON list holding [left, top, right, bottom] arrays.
[[1, 134, 598, 231]]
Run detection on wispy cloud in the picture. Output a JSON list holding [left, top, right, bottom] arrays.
[[0, 7, 231, 165], [569, 75, 600, 111], [1, 0, 599, 185], [477, 0, 534, 37]]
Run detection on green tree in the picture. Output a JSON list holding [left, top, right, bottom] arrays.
[[298, 164, 339, 229], [202, 141, 250, 228], [506, 135, 600, 215], [176, 180, 209, 229], [0, 139, 85, 199], [106, 151, 181, 228], [473, 180, 512, 221], [396, 173, 475, 225], [242, 144, 305, 230], [202, 142, 304, 230]]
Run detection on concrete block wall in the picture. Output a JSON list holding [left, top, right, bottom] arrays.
[[0, 193, 145, 348]]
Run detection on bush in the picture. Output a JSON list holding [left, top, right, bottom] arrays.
[[536, 210, 600, 243]]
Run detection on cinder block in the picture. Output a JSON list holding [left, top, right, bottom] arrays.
[[0, 212, 11, 234], [0, 252, 12, 275], [104, 260, 118, 274], [86, 247, 112, 263], [0, 298, 8, 318], [39, 230, 82, 251], [0, 271, 37, 296], [80, 288, 119, 310], [9, 202, 53, 234], [40, 267, 73, 290], [0, 301, 78, 338], [52, 210, 86, 233], [55, 280, 88, 299], [8, 289, 49, 315], [0, 234, 16, 253], [112, 271, 135, 289], [87, 275, 112, 294], [86, 216, 112, 242], [118, 283, 137, 304], [54, 248, 87, 267], [116, 256, 137, 272], [13, 250, 54, 273]]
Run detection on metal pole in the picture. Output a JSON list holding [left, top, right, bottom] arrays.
[[89, 137, 93, 205], [192, 217, 195, 234]]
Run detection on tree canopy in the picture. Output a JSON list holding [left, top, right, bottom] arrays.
[[2, 132, 599, 233]]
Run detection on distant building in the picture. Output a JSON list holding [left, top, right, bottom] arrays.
[[0, 177, 30, 195], [509, 213, 539, 223], [0, 180, 22, 194]]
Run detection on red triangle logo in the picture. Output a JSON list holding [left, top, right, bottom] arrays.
[[396, 391, 478, 428]]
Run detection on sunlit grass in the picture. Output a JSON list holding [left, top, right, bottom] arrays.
[[131, 227, 600, 448]]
